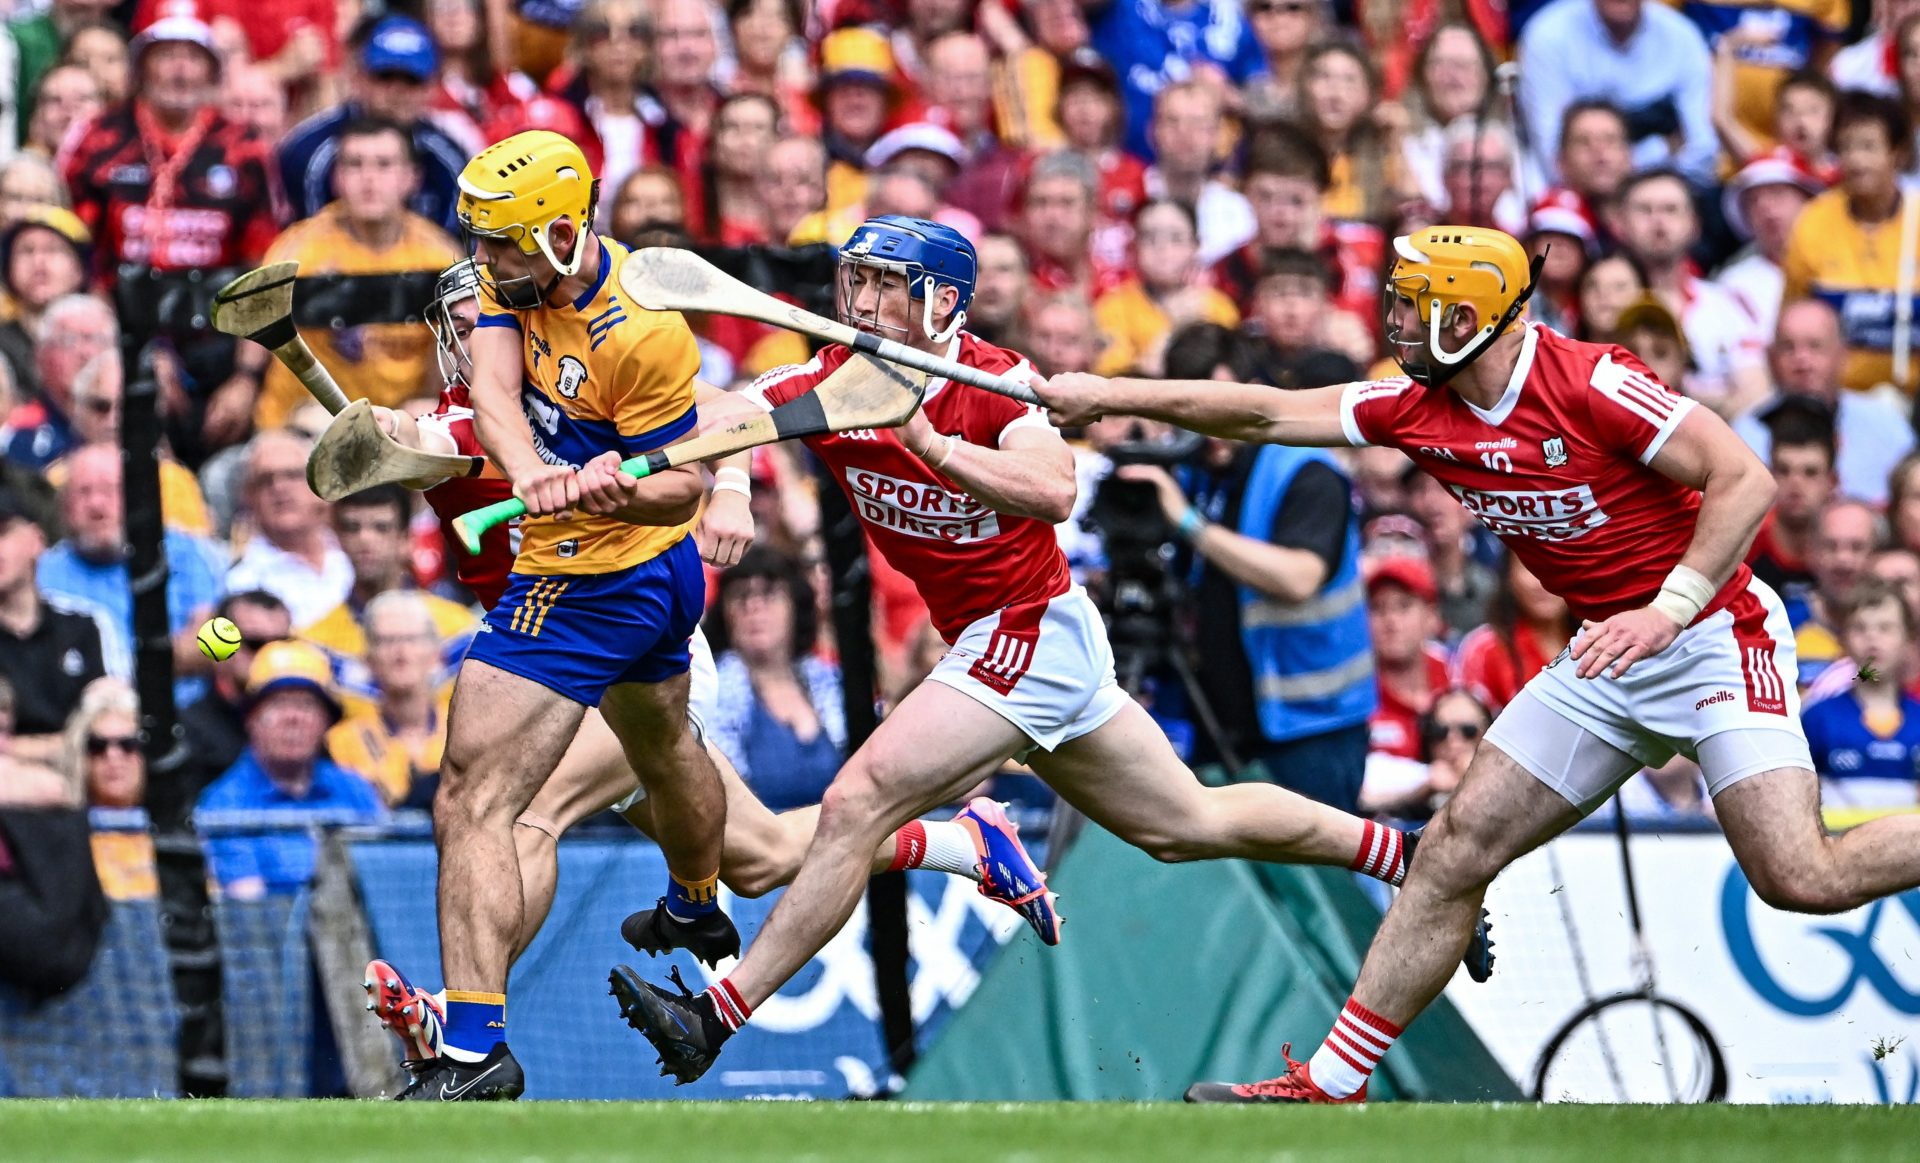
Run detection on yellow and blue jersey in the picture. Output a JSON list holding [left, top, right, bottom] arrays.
[[1680, 0, 1845, 148], [1781, 189, 1920, 396], [474, 235, 701, 574]]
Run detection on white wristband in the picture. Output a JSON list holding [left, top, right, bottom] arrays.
[[715, 467, 751, 486], [711, 479, 752, 499], [1648, 564, 1716, 628]]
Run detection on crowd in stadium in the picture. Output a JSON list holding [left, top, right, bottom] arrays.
[[1, 0, 1920, 928]]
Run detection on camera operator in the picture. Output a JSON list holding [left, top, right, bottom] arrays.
[[1111, 322, 1375, 812]]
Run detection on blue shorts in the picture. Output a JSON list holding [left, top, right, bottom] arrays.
[[466, 536, 705, 707]]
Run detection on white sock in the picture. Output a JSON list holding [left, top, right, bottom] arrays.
[[1307, 999, 1402, 1098], [920, 820, 982, 878]]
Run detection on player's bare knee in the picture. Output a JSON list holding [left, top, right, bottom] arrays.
[[816, 768, 893, 842], [1409, 816, 1502, 896], [1745, 858, 1864, 915]]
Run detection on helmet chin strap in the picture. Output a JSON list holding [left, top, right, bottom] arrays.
[[1403, 254, 1546, 388]]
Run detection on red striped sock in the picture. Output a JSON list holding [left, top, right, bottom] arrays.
[[1349, 820, 1407, 886], [1308, 998, 1403, 1098], [888, 821, 929, 872], [705, 978, 751, 1032]]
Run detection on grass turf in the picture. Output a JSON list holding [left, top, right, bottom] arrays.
[[0, 1101, 1915, 1163]]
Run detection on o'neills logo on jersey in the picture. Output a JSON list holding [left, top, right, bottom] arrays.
[[847, 467, 1000, 542], [1445, 482, 1611, 542]]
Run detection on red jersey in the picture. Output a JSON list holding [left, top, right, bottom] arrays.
[[1454, 623, 1553, 714], [1341, 324, 1753, 624], [415, 376, 516, 610], [745, 335, 1072, 642], [1369, 644, 1452, 759], [60, 101, 281, 279]]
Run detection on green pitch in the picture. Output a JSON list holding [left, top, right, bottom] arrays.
[[1, 1100, 1915, 1162]]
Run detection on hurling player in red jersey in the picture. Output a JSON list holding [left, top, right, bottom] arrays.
[[1040, 226, 1920, 1104], [611, 216, 1490, 1086], [350, 260, 1054, 1088]]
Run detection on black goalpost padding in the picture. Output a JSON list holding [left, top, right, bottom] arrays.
[[115, 267, 239, 1098]]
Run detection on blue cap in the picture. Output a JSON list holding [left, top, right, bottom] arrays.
[[362, 15, 439, 82]]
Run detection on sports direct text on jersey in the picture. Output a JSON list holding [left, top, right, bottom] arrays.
[[846, 467, 1001, 542], [1444, 483, 1612, 543]]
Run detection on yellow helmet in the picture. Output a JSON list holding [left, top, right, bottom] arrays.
[[456, 131, 599, 300], [1383, 226, 1540, 385]]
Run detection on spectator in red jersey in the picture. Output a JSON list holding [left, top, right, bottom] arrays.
[[815, 27, 902, 211], [697, 92, 779, 244], [61, 19, 131, 107], [1361, 686, 1490, 819], [1456, 558, 1573, 714], [1404, 467, 1498, 639], [221, 62, 289, 142], [25, 65, 102, 159], [1145, 80, 1255, 266], [1215, 125, 1381, 326], [130, 0, 338, 110], [426, 0, 536, 154], [61, 14, 281, 289], [1024, 292, 1102, 378], [967, 232, 1029, 349], [1364, 554, 1450, 761], [1020, 150, 1124, 299], [1241, 0, 1325, 124], [1746, 398, 1835, 624], [1550, 101, 1634, 247], [756, 136, 827, 245], [722, 0, 814, 134]]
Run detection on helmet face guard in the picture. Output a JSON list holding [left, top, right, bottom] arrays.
[[1382, 252, 1545, 387], [427, 259, 483, 383], [835, 257, 966, 345]]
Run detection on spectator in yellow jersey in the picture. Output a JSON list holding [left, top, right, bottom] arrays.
[[1093, 201, 1239, 377], [302, 485, 477, 704], [0, 206, 90, 405], [1695, 0, 1847, 155], [815, 28, 901, 217], [245, 118, 462, 432], [326, 590, 451, 808], [66, 678, 156, 900], [1782, 92, 1920, 395]]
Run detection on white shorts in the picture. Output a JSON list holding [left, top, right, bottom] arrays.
[[610, 625, 719, 813], [1485, 574, 1815, 810], [925, 585, 1131, 757]]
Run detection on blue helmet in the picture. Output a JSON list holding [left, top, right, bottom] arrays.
[[838, 216, 977, 342]]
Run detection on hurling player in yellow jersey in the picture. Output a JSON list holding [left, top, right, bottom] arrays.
[[411, 130, 732, 1100]]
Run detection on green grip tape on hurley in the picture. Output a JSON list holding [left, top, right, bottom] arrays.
[[451, 453, 660, 556]]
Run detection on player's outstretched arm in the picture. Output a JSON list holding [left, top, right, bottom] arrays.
[[902, 406, 1076, 523], [1033, 372, 1354, 447], [692, 380, 755, 567]]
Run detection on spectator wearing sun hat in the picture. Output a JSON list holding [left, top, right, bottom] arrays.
[[196, 639, 383, 899], [815, 27, 904, 216], [1715, 146, 1828, 338], [275, 13, 469, 230], [0, 204, 89, 401]]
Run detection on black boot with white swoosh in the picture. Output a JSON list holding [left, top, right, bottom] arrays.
[[394, 1043, 525, 1101]]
